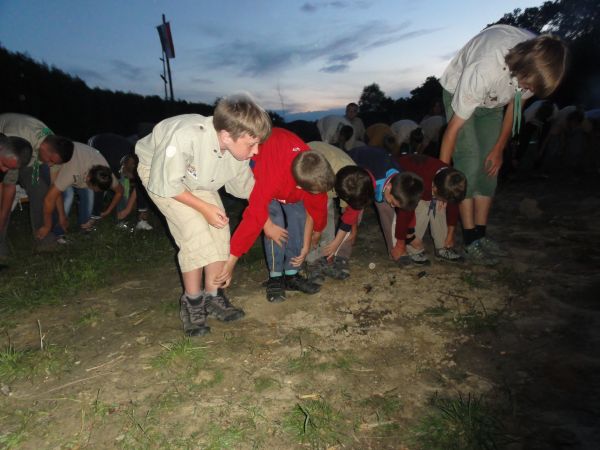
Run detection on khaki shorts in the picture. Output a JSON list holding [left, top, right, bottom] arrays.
[[138, 164, 229, 272]]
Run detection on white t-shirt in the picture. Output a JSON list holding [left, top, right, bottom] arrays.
[[54, 142, 118, 191], [440, 24, 535, 120], [390, 120, 419, 145], [317, 115, 355, 150]]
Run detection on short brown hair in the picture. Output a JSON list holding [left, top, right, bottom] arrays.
[[44, 135, 74, 163], [292, 151, 335, 193], [390, 172, 423, 211], [505, 34, 568, 98], [335, 166, 374, 210], [213, 93, 272, 142], [433, 167, 466, 203], [0, 135, 33, 168], [88, 165, 113, 191]]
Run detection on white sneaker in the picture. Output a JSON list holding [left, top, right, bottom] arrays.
[[135, 220, 153, 231]]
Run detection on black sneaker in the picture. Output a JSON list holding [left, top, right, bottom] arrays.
[[285, 273, 321, 294], [205, 290, 245, 322], [180, 294, 210, 336], [306, 259, 326, 285], [266, 276, 286, 303]]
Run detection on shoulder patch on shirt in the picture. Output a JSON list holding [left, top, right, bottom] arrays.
[[166, 145, 177, 158]]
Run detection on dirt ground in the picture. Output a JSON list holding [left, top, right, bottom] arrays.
[[1, 173, 599, 449]]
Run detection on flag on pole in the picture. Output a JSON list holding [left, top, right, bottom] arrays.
[[156, 22, 175, 59]]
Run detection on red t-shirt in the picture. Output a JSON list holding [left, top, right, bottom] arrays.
[[394, 154, 459, 240], [230, 128, 328, 257]]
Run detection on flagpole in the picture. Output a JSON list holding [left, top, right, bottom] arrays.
[[163, 14, 174, 101]]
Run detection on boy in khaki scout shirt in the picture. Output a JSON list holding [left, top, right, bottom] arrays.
[[135, 94, 271, 337]]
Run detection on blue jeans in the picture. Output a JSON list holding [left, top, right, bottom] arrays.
[[63, 186, 95, 227], [263, 200, 306, 273]]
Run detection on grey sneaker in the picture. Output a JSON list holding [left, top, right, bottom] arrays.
[[205, 290, 245, 322], [435, 247, 464, 263], [179, 294, 210, 336], [464, 240, 498, 266], [478, 237, 508, 257], [409, 250, 431, 266]]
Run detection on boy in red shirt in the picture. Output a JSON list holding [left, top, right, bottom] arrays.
[[394, 154, 466, 263], [216, 128, 334, 303]]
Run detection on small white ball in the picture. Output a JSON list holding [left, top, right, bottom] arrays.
[[368, 262, 376, 270]]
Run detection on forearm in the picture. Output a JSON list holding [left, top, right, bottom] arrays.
[[102, 185, 124, 216], [174, 190, 210, 215], [492, 100, 515, 154], [439, 116, 464, 164], [0, 184, 16, 231], [303, 214, 314, 251]]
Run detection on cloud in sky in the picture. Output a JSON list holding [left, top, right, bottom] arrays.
[[110, 60, 146, 81], [194, 20, 439, 77]]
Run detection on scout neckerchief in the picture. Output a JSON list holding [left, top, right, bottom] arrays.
[[428, 166, 449, 218], [32, 127, 54, 185], [512, 88, 523, 137], [374, 169, 400, 203]]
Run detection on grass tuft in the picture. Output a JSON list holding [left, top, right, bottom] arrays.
[[283, 399, 351, 448], [410, 393, 506, 450]]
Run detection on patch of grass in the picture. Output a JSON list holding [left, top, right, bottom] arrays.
[[453, 305, 503, 333], [0, 215, 173, 314], [461, 272, 485, 289], [203, 423, 248, 450], [283, 399, 352, 449], [151, 338, 207, 375], [287, 350, 358, 374], [361, 394, 402, 421], [254, 376, 280, 392], [0, 343, 72, 383], [77, 309, 100, 327], [409, 393, 506, 450], [422, 305, 451, 317], [0, 410, 32, 449]]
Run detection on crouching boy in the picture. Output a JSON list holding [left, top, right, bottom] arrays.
[[395, 154, 467, 264], [215, 128, 334, 303], [135, 95, 272, 336]]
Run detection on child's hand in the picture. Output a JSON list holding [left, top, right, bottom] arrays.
[[117, 210, 128, 220], [203, 204, 229, 228], [322, 241, 337, 258], [290, 247, 309, 267], [263, 221, 288, 247]]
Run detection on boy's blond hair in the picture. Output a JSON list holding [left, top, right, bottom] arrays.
[[292, 152, 335, 193], [505, 34, 568, 98], [213, 93, 272, 142]]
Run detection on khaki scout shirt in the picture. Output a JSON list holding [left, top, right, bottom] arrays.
[[440, 24, 535, 121], [135, 114, 254, 199], [308, 140, 355, 207], [0, 113, 54, 184]]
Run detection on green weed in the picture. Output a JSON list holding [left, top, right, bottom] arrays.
[[410, 393, 506, 450], [0, 410, 33, 449], [361, 394, 402, 421], [0, 343, 72, 382], [283, 399, 352, 449], [254, 376, 280, 392], [151, 338, 207, 374]]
